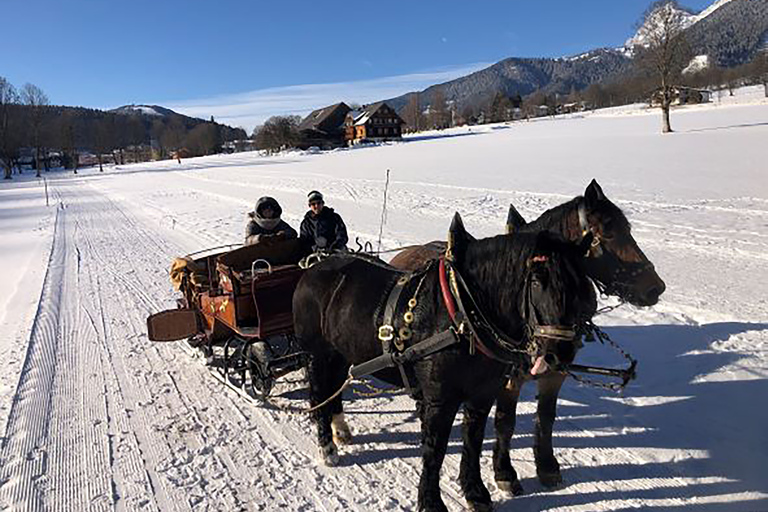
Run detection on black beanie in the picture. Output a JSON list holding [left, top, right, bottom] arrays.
[[308, 190, 324, 203]]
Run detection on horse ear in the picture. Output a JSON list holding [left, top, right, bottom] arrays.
[[447, 212, 473, 262], [584, 179, 606, 206], [505, 203, 526, 234]]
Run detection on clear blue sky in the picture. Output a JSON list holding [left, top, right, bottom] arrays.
[[2, 0, 713, 129]]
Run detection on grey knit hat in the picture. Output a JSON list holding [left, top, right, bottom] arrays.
[[307, 190, 324, 203]]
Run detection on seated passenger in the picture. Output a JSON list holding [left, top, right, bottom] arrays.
[[299, 190, 348, 253], [245, 196, 297, 246]]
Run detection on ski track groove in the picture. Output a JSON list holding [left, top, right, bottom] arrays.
[[0, 203, 69, 511]]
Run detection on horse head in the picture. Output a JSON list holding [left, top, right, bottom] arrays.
[[578, 179, 666, 307], [449, 215, 594, 375], [521, 232, 597, 375]]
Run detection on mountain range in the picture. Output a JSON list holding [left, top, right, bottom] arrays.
[[383, 0, 768, 113]]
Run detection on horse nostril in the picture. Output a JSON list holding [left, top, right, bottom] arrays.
[[644, 285, 664, 305]]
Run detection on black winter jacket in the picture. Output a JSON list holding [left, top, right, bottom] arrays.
[[245, 197, 297, 245], [245, 217, 297, 245], [299, 207, 348, 252]]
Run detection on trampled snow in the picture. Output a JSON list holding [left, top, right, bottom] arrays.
[[1, 86, 766, 511]]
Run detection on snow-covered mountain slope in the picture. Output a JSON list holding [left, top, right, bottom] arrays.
[[624, 1, 699, 49], [111, 104, 179, 117], [625, 0, 768, 65], [1, 88, 767, 511], [385, 0, 766, 115]]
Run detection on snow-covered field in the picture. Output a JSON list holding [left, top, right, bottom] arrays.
[[1, 87, 767, 511]]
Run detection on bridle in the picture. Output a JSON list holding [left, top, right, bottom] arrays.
[[576, 201, 655, 303], [439, 255, 577, 366]]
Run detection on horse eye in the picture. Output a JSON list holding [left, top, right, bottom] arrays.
[[531, 272, 546, 289]]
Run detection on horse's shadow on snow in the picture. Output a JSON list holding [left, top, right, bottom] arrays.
[[347, 321, 768, 511]]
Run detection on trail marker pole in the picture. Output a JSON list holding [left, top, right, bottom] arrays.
[[377, 169, 390, 253]]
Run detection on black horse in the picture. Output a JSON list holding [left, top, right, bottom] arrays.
[[390, 179, 666, 493], [293, 214, 596, 512]]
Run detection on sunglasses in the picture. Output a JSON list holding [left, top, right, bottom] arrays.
[[309, 201, 323, 207]]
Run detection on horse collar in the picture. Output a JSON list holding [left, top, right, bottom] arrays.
[[438, 257, 458, 323], [439, 257, 528, 363]]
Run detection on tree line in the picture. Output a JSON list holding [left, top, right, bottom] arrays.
[[188, 1, 768, 154], [0, 77, 247, 179]]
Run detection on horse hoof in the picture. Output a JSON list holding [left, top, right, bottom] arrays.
[[538, 471, 563, 488], [331, 415, 353, 445], [319, 443, 339, 466], [333, 429, 353, 445], [496, 479, 524, 496]]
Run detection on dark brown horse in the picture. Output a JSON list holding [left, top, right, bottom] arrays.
[[293, 216, 596, 511], [389, 179, 666, 493]]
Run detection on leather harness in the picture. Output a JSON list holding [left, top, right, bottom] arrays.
[[349, 251, 578, 388]]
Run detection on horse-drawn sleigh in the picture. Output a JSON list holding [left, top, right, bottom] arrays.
[[147, 238, 310, 398], [146, 180, 665, 512]]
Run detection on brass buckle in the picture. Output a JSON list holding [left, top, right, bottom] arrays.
[[378, 325, 395, 342]]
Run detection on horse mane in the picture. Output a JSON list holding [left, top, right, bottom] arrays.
[[460, 231, 595, 337], [461, 232, 547, 336], [526, 195, 632, 238], [527, 197, 581, 235]]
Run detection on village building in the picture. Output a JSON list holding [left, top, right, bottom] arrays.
[[650, 86, 712, 107], [345, 102, 405, 145], [297, 102, 351, 149]]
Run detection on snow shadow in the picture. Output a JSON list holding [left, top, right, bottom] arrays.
[[505, 321, 768, 511], [685, 121, 768, 133], [345, 321, 768, 510], [403, 130, 482, 144]]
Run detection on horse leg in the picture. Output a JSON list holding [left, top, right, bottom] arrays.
[[534, 372, 566, 487], [328, 352, 353, 445], [459, 398, 495, 511], [307, 351, 340, 466], [493, 378, 524, 495], [418, 399, 460, 512]]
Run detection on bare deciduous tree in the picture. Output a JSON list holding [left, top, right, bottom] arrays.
[[92, 117, 115, 172], [488, 91, 513, 123], [253, 116, 301, 154], [57, 111, 79, 174], [0, 77, 20, 179], [634, 0, 691, 133], [749, 50, 768, 97], [20, 83, 49, 177], [402, 93, 424, 132], [428, 88, 449, 129]]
